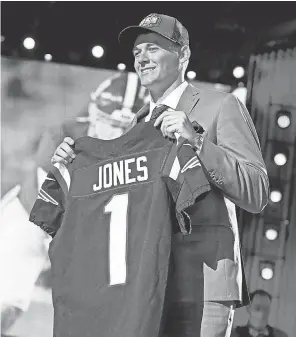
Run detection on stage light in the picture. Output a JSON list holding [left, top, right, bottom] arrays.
[[44, 54, 52, 61], [232, 87, 247, 105], [23, 37, 35, 50], [117, 63, 126, 71], [265, 228, 278, 241], [92, 45, 104, 58], [270, 190, 282, 203], [233, 66, 245, 79], [277, 115, 291, 128], [274, 153, 287, 166], [261, 267, 274, 280], [187, 71, 196, 80]]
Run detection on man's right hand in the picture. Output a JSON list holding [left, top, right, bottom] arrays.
[[51, 137, 76, 165]]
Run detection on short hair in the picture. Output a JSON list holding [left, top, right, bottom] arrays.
[[250, 289, 272, 302]]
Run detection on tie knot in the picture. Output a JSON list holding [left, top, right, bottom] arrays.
[[150, 104, 169, 123]]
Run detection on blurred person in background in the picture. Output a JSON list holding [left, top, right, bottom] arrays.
[[231, 290, 288, 337], [1, 61, 54, 335], [0, 171, 50, 335], [1, 65, 147, 335], [63, 72, 147, 139]]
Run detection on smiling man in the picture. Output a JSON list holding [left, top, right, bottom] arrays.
[[49, 13, 269, 337]]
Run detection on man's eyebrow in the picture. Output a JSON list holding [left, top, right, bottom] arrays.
[[146, 43, 159, 47], [133, 43, 159, 53]]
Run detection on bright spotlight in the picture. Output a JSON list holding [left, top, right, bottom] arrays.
[[265, 228, 278, 241], [270, 190, 282, 203], [277, 115, 291, 129], [23, 37, 35, 50], [92, 45, 104, 58], [232, 87, 247, 105], [261, 267, 274, 280], [187, 71, 196, 80], [233, 66, 245, 79], [117, 63, 126, 71], [274, 153, 287, 166], [44, 54, 52, 61]]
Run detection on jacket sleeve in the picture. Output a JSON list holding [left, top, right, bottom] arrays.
[[196, 93, 269, 213]]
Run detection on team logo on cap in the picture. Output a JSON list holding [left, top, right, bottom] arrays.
[[140, 14, 162, 28]]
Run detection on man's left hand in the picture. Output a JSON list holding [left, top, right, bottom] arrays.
[[154, 109, 196, 145]]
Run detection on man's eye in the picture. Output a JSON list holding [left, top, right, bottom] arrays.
[[148, 47, 158, 52]]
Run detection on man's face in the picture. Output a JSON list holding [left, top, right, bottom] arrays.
[[248, 294, 271, 330], [133, 33, 180, 90]]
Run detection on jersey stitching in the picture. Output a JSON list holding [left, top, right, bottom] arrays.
[[71, 146, 169, 172], [71, 180, 155, 198]]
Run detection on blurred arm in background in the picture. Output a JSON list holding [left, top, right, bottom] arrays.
[[0, 184, 51, 334]]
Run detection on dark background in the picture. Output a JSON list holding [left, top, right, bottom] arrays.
[[2, 1, 296, 84]]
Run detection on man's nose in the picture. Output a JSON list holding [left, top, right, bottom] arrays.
[[137, 51, 149, 64]]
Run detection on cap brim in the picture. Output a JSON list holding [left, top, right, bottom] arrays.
[[118, 25, 155, 49]]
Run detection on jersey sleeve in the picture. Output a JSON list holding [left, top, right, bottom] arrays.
[[29, 164, 70, 237], [164, 137, 211, 235]]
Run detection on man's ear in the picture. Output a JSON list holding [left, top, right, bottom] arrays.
[[180, 45, 191, 65]]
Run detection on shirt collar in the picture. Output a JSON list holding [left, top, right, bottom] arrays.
[[149, 81, 189, 114]]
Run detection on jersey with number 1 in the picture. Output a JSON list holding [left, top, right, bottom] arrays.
[[29, 122, 210, 337]]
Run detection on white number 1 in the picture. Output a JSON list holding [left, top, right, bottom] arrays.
[[104, 193, 129, 286]]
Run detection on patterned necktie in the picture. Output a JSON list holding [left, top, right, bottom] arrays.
[[150, 104, 169, 124]]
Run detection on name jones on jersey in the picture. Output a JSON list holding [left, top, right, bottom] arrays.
[[93, 156, 148, 191]]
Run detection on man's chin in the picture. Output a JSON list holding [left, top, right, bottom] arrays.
[[139, 79, 154, 89]]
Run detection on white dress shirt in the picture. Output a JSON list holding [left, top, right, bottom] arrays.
[[145, 81, 189, 122], [144, 81, 204, 155]]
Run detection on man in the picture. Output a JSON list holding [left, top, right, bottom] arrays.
[[231, 290, 288, 337], [50, 13, 269, 337]]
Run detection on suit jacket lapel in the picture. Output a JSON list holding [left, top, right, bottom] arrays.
[[134, 84, 200, 124], [135, 103, 150, 123], [123, 103, 149, 134], [176, 84, 200, 116]]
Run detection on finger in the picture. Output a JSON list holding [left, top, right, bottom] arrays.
[[55, 147, 74, 161], [159, 117, 182, 133], [161, 122, 178, 140], [161, 117, 180, 130], [166, 125, 180, 135], [64, 137, 75, 146], [164, 125, 177, 139], [60, 143, 76, 159], [153, 111, 171, 127], [160, 119, 168, 138]]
